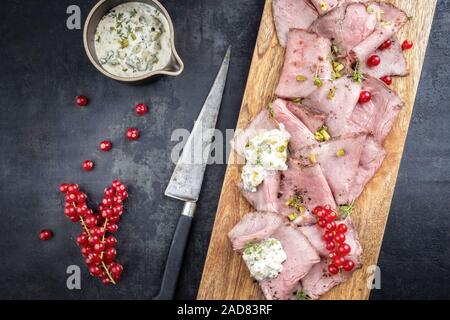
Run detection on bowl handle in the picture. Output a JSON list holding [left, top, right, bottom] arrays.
[[167, 50, 184, 76]]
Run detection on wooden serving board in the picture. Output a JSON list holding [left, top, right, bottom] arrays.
[[198, 0, 437, 300]]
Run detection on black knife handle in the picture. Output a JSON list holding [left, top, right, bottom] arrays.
[[153, 203, 196, 300]]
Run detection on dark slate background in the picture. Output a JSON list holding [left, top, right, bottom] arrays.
[[0, 0, 448, 300]]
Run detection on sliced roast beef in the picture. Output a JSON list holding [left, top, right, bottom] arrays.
[[309, 0, 340, 15], [310, 3, 377, 57], [286, 101, 327, 133], [351, 2, 408, 62], [302, 77, 362, 136], [347, 136, 386, 203], [228, 212, 285, 251], [278, 159, 337, 224], [273, 0, 318, 47], [300, 217, 363, 299], [272, 99, 317, 152], [295, 133, 367, 205], [349, 76, 404, 144], [240, 171, 281, 213], [229, 212, 320, 300], [275, 29, 332, 99], [360, 36, 408, 78], [231, 109, 278, 158]]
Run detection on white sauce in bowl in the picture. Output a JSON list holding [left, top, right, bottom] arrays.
[[94, 2, 172, 78]]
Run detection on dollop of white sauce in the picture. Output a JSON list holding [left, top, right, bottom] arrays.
[[94, 2, 171, 78], [241, 129, 289, 192], [242, 238, 287, 281]]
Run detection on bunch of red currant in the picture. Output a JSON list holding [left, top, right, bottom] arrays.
[[313, 205, 355, 275], [59, 180, 128, 285]]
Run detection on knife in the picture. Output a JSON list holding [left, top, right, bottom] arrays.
[[153, 46, 231, 300]]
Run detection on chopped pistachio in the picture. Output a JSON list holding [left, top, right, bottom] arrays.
[[331, 44, 341, 55], [120, 38, 129, 48], [333, 61, 345, 72], [366, 4, 375, 14], [288, 213, 298, 221], [286, 195, 305, 213], [313, 77, 323, 87], [351, 63, 364, 84], [296, 74, 308, 82], [336, 148, 346, 157], [315, 127, 331, 142], [268, 102, 274, 118], [308, 153, 317, 164], [292, 97, 303, 104], [327, 86, 337, 100], [319, 1, 327, 12], [277, 145, 286, 153]]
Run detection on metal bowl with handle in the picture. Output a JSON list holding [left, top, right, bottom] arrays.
[[83, 0, 184, 83]]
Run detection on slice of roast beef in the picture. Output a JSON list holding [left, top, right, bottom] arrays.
[[309, 0, 340, 15], [295, 133, 367, 205], [272, 99, 317, 152], [230, 109, 278, 158], [228, 212, 285, 251], [300, 217, 363, 299], [273, 0, 318, 47], [349, 75, 404, 144], [286, 101, 327, 133], [278, 158, 337, 224], [351, 2, 408, 63], [229, 212, 321, 300], [347, 136, 386, 203], [309, 3, 377, 58], [302, 77, 362, 136], [240, 171, 281, 213], [360, 36, 408, 78], [275, 29, 333, 99]]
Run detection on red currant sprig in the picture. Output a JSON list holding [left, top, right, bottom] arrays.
[[313, 205, 355, 275], [59, 181, 128, 285]]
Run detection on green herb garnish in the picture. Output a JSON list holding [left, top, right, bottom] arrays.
[[296, 291, 311, 300], [350, 63, 364, 84], [339, 204, 354, 217]]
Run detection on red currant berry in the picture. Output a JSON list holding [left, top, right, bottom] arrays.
[[100, 140, 113, 152], [76, 95, 88, 107], [110, 263, 123, 277], [102, 197, 113, 207], [325, 211, 337, 222], [335, 233, 346, 244], [380, 76, 392, 85], [93, 242, 106, 254], [101, 208, 114, 219], [112, 180, 122, 188], [105, 236, 118, 247], [86, 253, 102, 265], [89, 265, 102, 276], [76, 192, 87, 203], [59, 183, 69, 193], [336, 224, 348, 234], [358, 91, 372, 104], [325, 221, 337, 231], [68, 184, 79, 193], [88, 235, 102, 246], [135, 103, 149, 116], [333, 256, 345, 267], [82, 160, 94, 171], [343, 259, 355, 272], [69, 215, 81, 222], [107, 224, 119, 233], [328, 264, 339, 275], [323, 231, 335, 242], [126, 128, 140, 140], [81, 246, 92, 257], [379, 39, 392, 50], [109, 216, 121, 224], [325, 241, 336, 251], [66, 193, 78, 202], [84, 215, 97, 228], [101, 278, 111, 285], [313, 206, 323, 215], [367, 54, 381, 67], [338, 243, 351, 256], [402, 39, 413, 51], [121, 190, 129, 199], [104, 247, 117, 262], [76, 233, 89, 246], [329, 251, 338, 260], [104, 187, 115, 197], [39, 229, 53, 241], [90, 227, 106, 237], [318, 218, 327, 228]]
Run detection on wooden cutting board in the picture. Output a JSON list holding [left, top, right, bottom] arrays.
[[198, 0, 437, 300]]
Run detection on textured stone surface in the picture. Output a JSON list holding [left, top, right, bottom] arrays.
[[0, 0, 448, 299]]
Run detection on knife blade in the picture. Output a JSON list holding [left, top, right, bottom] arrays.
[[154, 46, 231, 300]]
